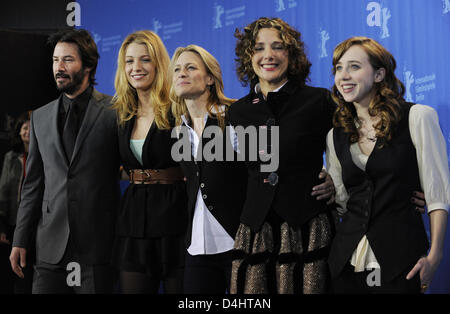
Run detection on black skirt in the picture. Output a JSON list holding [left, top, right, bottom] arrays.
[[114, 233, 186, 279]]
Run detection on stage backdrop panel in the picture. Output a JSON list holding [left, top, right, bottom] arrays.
[[76, 0, 450, 293]]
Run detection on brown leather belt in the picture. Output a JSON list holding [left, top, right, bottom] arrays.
[[129, 167, 185, 184]]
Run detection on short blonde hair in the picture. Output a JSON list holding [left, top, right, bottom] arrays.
[[169, 45, 235, 130]]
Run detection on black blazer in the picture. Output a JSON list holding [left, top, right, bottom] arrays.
[[227, 80, 336, 232], [13, 89, 121, 265], [117, 116, 188, 238], [177, 116, 247, 247]]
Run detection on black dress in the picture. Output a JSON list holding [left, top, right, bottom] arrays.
[[114, 116, 188, 279]]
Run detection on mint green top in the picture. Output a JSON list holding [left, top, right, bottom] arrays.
[[130, 139, 145, 166]]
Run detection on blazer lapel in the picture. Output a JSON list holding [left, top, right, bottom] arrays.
[[140, 120, 156, 168], [70, 89, 103, 164]]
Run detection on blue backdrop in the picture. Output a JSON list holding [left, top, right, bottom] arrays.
[[75, 0, 450, 293]]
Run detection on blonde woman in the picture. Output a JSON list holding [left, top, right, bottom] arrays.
[[112, 30, 187, 294], [170, 45, 247, 293]]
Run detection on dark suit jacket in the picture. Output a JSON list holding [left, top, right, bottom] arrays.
[[12, 88, 121, 265]]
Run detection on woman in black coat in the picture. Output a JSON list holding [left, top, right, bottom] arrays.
[[169, 44, 247, 294], [227, 17, 337, 294], [112, 30, 187, 294]]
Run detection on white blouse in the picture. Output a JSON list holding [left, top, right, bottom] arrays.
[[326, 104, 450, 272]]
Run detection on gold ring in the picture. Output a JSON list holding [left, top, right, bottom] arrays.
[[421, 284, 428, 292]]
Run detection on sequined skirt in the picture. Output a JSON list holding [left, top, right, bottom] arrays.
[[230, 213, 333, 294]]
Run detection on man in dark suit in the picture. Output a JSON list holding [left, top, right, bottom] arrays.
[[9, 29, 120, 293]]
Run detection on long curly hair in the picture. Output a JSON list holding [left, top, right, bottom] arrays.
[[331, 36, 405, 144], [112, 30, 171, 129], [169, 45, 235, 130], [234, 17, 311, 87]]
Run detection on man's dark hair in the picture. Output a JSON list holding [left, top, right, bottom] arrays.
[[48, 28, 99, 85]]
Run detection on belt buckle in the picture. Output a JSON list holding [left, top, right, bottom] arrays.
[[141, 169, 151, 182]]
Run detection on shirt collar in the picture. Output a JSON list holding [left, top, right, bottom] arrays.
[[180, 105, 225, 128], [62, 85, 93, 112], [254, 81, 289, 95]]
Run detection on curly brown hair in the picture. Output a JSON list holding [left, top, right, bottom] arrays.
[[331, 36, 406, 144], [234, 17, 311, 87]]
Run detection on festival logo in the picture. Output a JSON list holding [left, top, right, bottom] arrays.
[[403, 69, 415, 102], [212, 4, 245, 28], [276, 0, 286, 12], [319, 29, 330, 59], [100, 35, 121, 53], [275, 0, 297, 11], [152, 19, 162, 35], [366, 2, 391, 39], [151, 19, 182, 40], [403, 68, 437, 103], [444, 0, 450, 14], [93, 32, 101, 45], [213, 3, 225, 29]]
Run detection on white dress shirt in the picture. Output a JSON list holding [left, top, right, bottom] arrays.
[[326, 104, 450, 272]]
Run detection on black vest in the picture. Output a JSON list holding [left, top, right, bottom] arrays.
[[328, 103, 429, 282], [178, 116, 247, 248]]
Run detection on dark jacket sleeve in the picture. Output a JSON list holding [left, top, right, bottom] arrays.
[[0, 152, 12, 234]]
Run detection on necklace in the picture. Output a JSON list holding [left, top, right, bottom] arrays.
[[355, 118, 378, 143], [366, 133, 377, 142]]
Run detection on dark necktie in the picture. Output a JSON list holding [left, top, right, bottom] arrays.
[[62, 101, 78, 160]]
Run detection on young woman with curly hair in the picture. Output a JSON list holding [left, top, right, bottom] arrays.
[[227, 17, 337, 294], [326, 36, 449, 293]]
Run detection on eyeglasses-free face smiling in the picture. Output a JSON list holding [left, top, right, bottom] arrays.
[[334, 45, 385, 108], [125, 42, 156, 92], [251, 28, 289, 93], [172, 51, 214, 100]]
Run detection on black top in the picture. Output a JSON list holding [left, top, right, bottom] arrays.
[[227, 80, 336, 232], [328, 103, 429, 282], [58, 85, 92, 136], [177, 115, 247, 247], [117, 116, 188, 238]]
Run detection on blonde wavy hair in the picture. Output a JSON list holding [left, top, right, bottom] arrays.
[[331, 36, 406, 144], [112, 30, 171, 129], [169, 45, 235, 130]]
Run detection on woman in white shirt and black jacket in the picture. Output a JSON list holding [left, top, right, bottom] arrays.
[[169, 44, 247, 294], [326, 36, 449, 294]]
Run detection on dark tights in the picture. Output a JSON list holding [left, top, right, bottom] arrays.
[[119, 268, 183, 294]]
